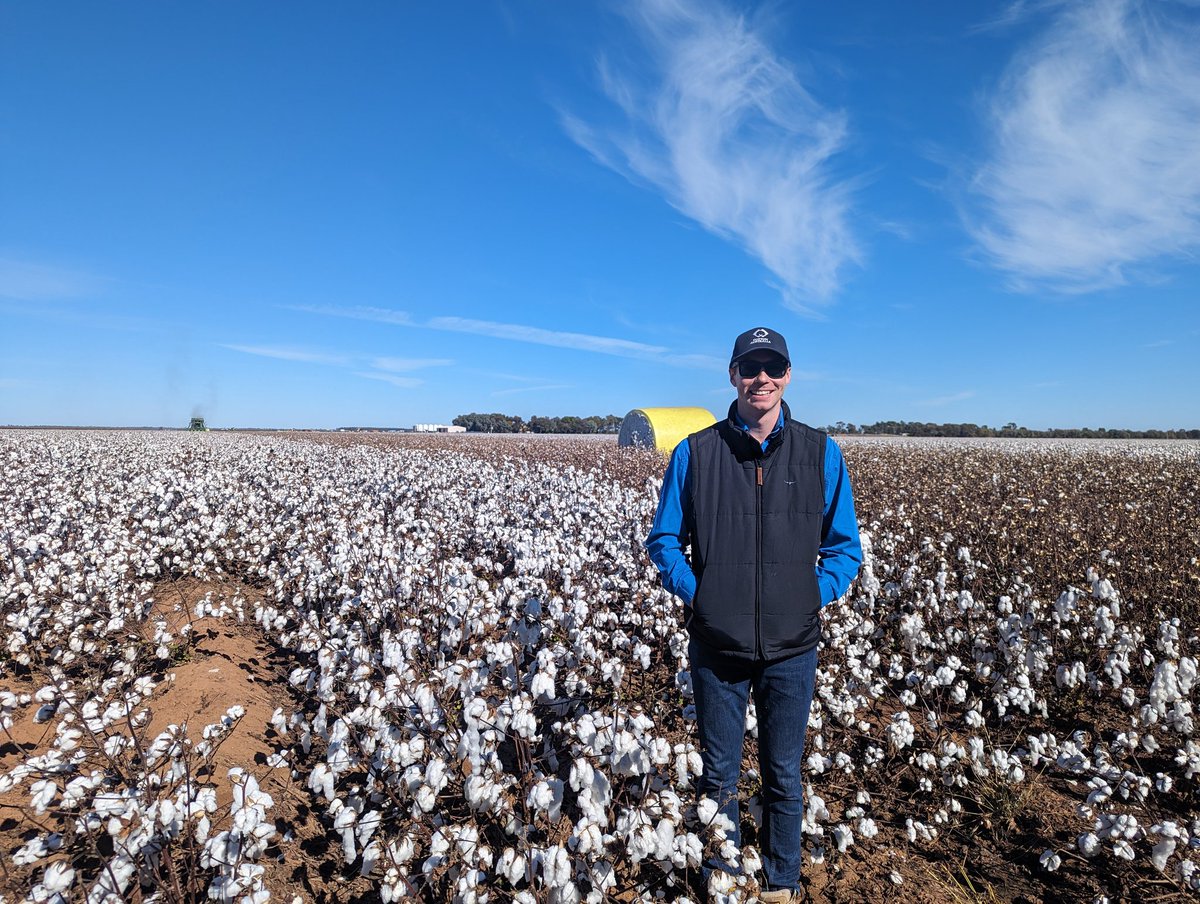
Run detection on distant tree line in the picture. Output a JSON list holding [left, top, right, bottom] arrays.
[[449, 413, 1198, 438], [822, 420, 1200, 439], [452, 413, 623, 434]]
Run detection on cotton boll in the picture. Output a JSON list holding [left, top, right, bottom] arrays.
[[465, 775, 502, 814], [1151, 838, 1176, 872], [392, 834, 417, 866], [670, 832, 702, 869], [14, 834, 58, 866], [674, 746, 696, 788], [527, 779, 564, 823], [498, 847, 527, 885], [626, 823, 660, 864], [542, 845, 573, 888], [707, 869, 736, 896], [803, 794, 830, 836], [1178, 859, 1200, 891], [531, 670, 556, 703], [886, 712, 915, 751], [1109, 813, 1139, 840], [307, 763, 335, 801], [92, 853, 136, 899], [30, 779, 57, 814], [718, 838, 739, 864], [832, 824, 854, 853], [334, 805, 358, 860], [574, 820, 605, 857], [41, 859, 75, 892], [905, 819, 936, 843], [590, 860, 617, 894], [33, 703, 57, 723], [744, 704, 757, 735], [740, 846, 762, 875], [1076, 832, 1100, 857]]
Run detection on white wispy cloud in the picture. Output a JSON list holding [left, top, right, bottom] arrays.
[[0, 257, 106, 301], [918, 390, 976, 407], [427, 316, 667, 357], [372, 357, 454, 372], [0, 377, 25, 389], [287, 303, 413, 326], [222, 339, 436, 389], [1141, 339, 1173, 349], [491, 383, 573, 397], [354, 371, 423, 389], [967, 0, 1200, 291], [969, 0, 1058, 35], [222, 344, 349, 366], [562, 0, 860, 310], [295, 304, 720, 368], [874, 219, 916, 242]]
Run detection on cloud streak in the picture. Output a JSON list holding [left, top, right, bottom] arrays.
[[967, 0, 1200, 291], [354, 371, 423, 389], [222, 341, 442, 390], [222, 344, 349, 366], [296, 304, 720, 368], [427, 316, 666, 357], [372, 357, 454, 372], [288, 303, 413, 326], [563, 0, 859, 310]]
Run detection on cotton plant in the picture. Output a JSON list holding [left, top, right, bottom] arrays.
[[3, 693, 272, 901], [2, 431, 1199, 899]]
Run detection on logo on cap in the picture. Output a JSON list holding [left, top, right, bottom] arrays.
[[751, 328, 771, 344]]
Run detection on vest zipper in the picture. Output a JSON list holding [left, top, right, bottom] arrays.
[[755, 461, 763, 658]]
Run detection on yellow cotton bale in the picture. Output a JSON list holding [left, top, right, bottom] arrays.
[[618, 407, 716, 453]]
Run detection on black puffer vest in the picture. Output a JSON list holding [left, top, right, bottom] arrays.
[[686, 401, 826, 660]]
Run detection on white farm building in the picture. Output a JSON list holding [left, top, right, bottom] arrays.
[[413, 423, 466, 433]]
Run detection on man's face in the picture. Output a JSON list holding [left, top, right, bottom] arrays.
[[729, 351, 791, 416]]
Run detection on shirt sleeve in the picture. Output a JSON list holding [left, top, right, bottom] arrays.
[[644, 440, 697, 605], [817, 437, 863, 606]]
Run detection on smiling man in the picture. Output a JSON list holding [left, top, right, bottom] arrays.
[[645, 326, 863, 901]]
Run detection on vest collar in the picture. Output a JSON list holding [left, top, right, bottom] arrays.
[[725, 400, 790, 456]]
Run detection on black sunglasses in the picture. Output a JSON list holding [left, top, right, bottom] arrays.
[[736, 358, 789, 379]]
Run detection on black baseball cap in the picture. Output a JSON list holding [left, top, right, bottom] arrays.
[[730, 327, 790, 365]]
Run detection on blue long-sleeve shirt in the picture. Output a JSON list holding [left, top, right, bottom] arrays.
[[645, 411, 862, 608]]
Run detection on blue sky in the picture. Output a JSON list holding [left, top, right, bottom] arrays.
[[2, 0, 1197, 429]]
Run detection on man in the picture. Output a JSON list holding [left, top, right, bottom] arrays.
[[645, 326, 863, 902]]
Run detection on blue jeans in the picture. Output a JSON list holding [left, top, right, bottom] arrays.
[[689, 637, 818, 893]]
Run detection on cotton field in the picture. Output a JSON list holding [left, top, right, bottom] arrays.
[[0, 430, 1197, 903]]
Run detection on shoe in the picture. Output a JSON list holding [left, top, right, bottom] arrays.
[[758, 889, 801, 903]]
